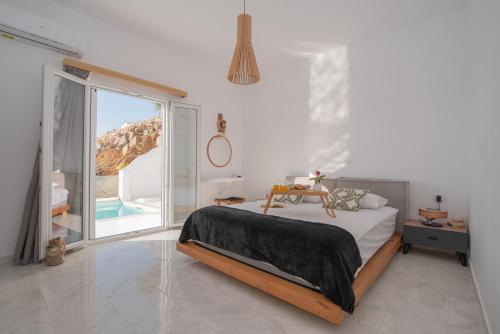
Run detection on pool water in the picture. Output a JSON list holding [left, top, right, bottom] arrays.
[[96, 200, 145, 220]]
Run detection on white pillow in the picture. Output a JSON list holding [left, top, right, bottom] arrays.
[[303, 184, 328, 203], [284, 178, 322, 203], [360, 193, 388, 209]]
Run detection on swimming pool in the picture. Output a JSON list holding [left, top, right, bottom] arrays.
[[95, 200, 145, 220]]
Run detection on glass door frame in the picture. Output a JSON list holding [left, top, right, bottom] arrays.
[[40, 65, 91, 259], [40, 69, 200, 258], [168, 102, 201, 227], [88, 85, 169, 240]]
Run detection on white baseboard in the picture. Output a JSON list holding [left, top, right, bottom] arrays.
[[469, 260, 493, 334]]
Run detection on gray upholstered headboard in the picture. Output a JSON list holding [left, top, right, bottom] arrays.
[[336, 178, 409, 233], [286, 176, 409, 233]]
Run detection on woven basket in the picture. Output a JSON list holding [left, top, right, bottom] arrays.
[[46, 237, 66, 266]]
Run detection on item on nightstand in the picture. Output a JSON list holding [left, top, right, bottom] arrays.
[[46, 237, 65, 266], [419, 208, 448, 227], [215, 197, 245, 206], [448, 218, 465, 229]]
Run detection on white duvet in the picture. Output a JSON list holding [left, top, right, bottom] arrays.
[[52, 187, 69, 207], [231, 201, 398, 265]]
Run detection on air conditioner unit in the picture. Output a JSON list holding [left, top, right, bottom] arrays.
[[0, 3, 83, 58]]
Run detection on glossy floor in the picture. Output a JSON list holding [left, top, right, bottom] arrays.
[[0, 230, 487, 334]]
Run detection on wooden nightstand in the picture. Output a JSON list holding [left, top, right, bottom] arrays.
[[403, 219, 469, 266]]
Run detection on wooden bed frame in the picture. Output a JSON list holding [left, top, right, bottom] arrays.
[[176, 232, 402, 325], [177, 177, 408, 325]]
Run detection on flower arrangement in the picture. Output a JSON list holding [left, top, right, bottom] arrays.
[[309, 170, 325, 185]]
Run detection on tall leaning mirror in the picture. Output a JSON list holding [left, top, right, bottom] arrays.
[[207, 113, 232, 168]]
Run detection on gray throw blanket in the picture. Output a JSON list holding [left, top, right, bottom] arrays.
[[179, 206, 362, 313]]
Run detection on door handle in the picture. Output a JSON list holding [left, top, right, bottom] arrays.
[[428, 236, 438, 241]]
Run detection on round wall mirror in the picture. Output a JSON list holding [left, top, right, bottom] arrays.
[[207, 135, 232, 167]]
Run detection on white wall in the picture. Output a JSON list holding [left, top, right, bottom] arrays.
[[119, 147, 162, 201], [468, 1, 500, 333], [0, 0, 244, 258], [242, 7, 470, 220], [200, 180, 244, 207]]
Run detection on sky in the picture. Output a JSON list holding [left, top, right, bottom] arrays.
[[96, 89, 161, 137]]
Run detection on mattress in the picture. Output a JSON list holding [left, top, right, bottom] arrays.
[[52, 187, 69, 208], [52, 199, 68, 209], [195, 202, 397, 290]]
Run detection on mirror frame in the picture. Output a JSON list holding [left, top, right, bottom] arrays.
[[207, 134, 232, 168]]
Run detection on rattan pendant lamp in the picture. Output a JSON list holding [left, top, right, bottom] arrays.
[[227, 0, 260, 85]]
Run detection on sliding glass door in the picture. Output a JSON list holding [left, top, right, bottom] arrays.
[[41, 66, 89, 256], [90, 88, 166, 238], [170, 103, 200, 225], [40, 68, 200, 258]]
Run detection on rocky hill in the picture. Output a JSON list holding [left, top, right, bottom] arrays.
[[96, 117, 161, 176]]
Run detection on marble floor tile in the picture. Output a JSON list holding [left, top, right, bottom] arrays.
[[110, 290, 215, 333], [448, 296, 488, 334], [50, 295, 134, 334], [38, 270, 101, 314], [0, 284, 56, 334], [0, 232, 489, 334], [93, 263, 164, 297]]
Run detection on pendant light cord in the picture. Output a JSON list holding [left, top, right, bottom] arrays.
[[244, 0, 246, 14]]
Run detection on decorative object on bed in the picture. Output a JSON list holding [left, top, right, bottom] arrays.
[[328, 188, 368, 211], [179, 206, 362, 312], [265, 189, 335, 217], [288, 184, 310, 190], [272, 184, 288, 192], [274, 194, 304, 205], [309, 170, 326, 187], [227, 0, 260, 85], [419, 207, 448, 227], [176, 177, 408, 325], [360, 193, 388, 209], [403, 219, 468, 266], [335, 177, 409, 233], [303, 171, 327, 202]]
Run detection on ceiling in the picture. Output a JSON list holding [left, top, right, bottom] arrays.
[[53, 0, 465, 71]]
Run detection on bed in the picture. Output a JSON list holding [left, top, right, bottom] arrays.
[[177, 177, 409, 325], [51, 182, 70, 217]]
